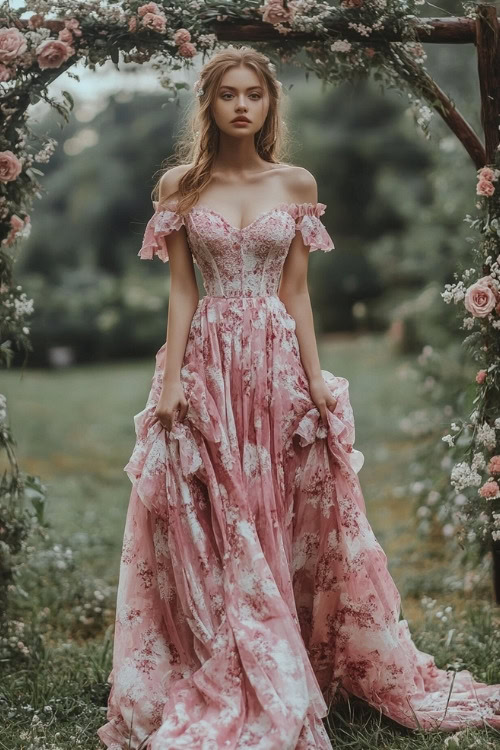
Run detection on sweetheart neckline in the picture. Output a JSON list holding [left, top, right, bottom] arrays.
[[160, 200, 325, 233], [190, 202, 296, 233]]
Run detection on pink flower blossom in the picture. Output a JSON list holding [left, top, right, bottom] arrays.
[[341, 0, 364, 6], [138, 2, 160, 16], [129, 17, 138, 32], [0, 28, 27, 64], [488, 455, 500, 475], [464, 276, 498, 318], [0, 63, 13, 82], [10, 214, 24, 232], [178, 42, 196, 58], [477, 166, 497, 182], [36, 39, 74, 70], [58, 28, 74, 44], [4, 214, 29, 246], [174, 28, 191, 45], [476, 369, 487, 384], [64, 18, 82, 37], [27, 14, 45, 30], [364, 47, 375, 57], [479, 480, 500, 499], [0, 150, 22, 183], [141, 12, 167, 33], [261, 0, 298, 25], [477, 178, 495, 197]]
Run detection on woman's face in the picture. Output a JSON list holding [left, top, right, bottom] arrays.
[[211, 64, 270, 138]]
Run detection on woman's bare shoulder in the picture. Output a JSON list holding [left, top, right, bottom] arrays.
[[157, 164, 193, 207], [282, 165, 318, 204]]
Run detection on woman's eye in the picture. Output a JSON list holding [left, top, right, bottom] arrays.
[[221, 93, 261, 100]]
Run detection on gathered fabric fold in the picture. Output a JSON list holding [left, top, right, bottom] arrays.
[[137, 204, 186, 262], [284, 202, 335, 252]]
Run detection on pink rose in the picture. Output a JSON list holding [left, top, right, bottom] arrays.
[[479, 480, 500, 499], [174, 28, 191, 45], [0, 150, 22, 183], [64, 19, 82, 37], [0, 63, 13, 82], [496, 300, 500, 316], [0, 28, 27, 64], [36, 39, 74, 70], [341, 0, 364, 6], [28, 14, 45, 30], [488, 455, 500, 475], [477, 178, 495, 197], [478, 167, 496, 182], [4, 214, 29, 246], [138, 2, 160, 16], [10, 214, 24, 232], [464, 277, 498, 318], [128, 16, 138, 32], [364, 47, 375, 57], [261, 0, 298, 25], [476, 369, 487, 384], [178, 41, 196, 58], [141, 12, 167, 32], [58, 28, 74, 44]]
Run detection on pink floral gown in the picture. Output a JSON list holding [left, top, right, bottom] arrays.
[[98, 200, 500, 750]]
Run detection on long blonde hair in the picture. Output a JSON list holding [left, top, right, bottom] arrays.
[[152, 46, 292, 216]]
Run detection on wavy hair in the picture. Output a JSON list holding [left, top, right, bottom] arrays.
[[151, 46, 292, 216]]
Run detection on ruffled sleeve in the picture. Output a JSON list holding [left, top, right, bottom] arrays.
[[289, 202, 335, 252], [138, 200, 186, 263]]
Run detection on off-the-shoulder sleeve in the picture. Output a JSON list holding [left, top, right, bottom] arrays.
[[138, 201, 186, 263], [289, 202, 335, 252]]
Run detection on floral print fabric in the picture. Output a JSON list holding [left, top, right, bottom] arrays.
[[98, 202, 500, 750]]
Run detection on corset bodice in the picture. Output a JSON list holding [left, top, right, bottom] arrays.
[[138, 200, 334, 297]]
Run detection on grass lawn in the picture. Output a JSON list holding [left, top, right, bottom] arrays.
[[1, 332, 499, 749]]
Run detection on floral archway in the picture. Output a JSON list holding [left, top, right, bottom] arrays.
[[1, 0, 500, 632]]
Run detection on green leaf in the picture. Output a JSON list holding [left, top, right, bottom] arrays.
[[62, 90, 74, 111]]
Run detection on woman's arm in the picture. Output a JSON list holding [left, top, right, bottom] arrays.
[[278, 168, 337, 423], [155, 168, 199, 430]]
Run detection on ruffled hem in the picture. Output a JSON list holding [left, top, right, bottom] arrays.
[[137, 204, 186, 262], [281, 202, 335, 253]]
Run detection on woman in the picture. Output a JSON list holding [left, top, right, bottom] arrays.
[[98, 46, 500, 750]]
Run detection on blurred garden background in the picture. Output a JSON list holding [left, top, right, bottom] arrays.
[[2, 0, 500, 747]]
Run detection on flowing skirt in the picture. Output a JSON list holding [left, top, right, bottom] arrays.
[[98, 294, 500, 750]]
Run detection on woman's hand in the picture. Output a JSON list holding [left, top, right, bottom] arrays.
[[154, 379, 189, 432], [308, 374, 337, 427]]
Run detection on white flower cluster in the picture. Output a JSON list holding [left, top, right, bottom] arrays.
[[441, 280, 466, 304], [462, 316, 476, 330], [472, 451, 486, 471], [197, 33, 218, 50], [416, 105, 433, 125], [34, 136, 58, 164], [347, 22, 372, 37], [14, 292, 35, 318], [330, 40, 351, 53], [450, 461, 482, 491], [2, 290, 35, 321], [475, 422, 497, 450]]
